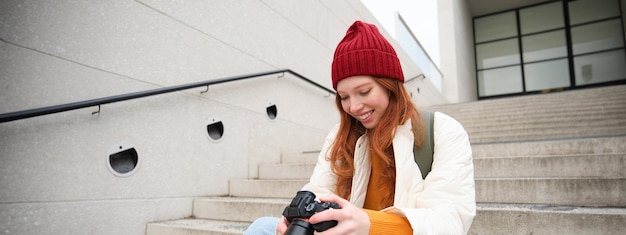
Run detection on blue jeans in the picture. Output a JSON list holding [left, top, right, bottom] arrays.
[[244, 217, 279, 235]]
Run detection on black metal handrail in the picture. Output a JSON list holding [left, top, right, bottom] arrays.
[[0, 69, 335, 123]]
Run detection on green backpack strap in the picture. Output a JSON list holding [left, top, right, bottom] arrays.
[[413, 111, 435, 179]]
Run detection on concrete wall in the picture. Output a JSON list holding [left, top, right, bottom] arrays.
[[438, 0, 479, 103], [0, 0, 447, 234]]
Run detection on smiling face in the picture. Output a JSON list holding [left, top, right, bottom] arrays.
[[336, 75, 390, 129]]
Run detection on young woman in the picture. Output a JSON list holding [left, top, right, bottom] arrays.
[[245, 20, 475, 235]]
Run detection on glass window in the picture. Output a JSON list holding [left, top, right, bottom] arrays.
[[571, 19, 624, 55], [473, 0, 626, 98], [524, 59, 571, 92], [569, 0, 620, 25], [520, 1, 564, 34], [522, 30, 567, 62], [574, 49, 626, 86], [478, 66, 523, 96], [474, 12, 517, 43], [476, 39, 520, 69]]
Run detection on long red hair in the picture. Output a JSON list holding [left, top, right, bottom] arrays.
[[328, 77, 423, 206]]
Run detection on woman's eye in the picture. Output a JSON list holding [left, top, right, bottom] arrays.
[[360, 89, 371, 95], [339, 96, 349, 101]]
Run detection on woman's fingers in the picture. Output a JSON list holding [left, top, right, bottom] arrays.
[[318, 193, 350, 207], [308, 193, 348, 224], [307, 194, 371, 235], [275, 216, 289, 235]]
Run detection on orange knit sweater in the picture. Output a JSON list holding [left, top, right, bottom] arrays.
[[362, 151, 413, 235]]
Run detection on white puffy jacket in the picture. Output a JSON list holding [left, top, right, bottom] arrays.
[[302, 112, 476, 234]]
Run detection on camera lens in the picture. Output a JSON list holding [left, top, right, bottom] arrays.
[[285, 219, 314, 235]]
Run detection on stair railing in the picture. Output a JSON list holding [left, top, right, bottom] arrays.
[[0, 69, 335, 123]]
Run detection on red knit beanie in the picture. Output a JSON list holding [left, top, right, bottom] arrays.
[[331, 20, 404, 90]]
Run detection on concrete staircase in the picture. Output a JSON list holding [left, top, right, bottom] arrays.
[[147, 84, 626, 234]]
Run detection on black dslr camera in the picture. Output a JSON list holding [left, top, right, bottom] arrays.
[[282, 191, 341, 235]]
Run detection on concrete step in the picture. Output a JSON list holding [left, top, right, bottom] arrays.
[[146, 219, 249, 235], [470, 203, 626, 235], [193, 197, 289, 222], [426, 86, 626, 142], [462, 115, 626, 132], [147, 199, 626, 235], [261, 153, 626, 179], [262, 137, 626, 180], [458, 111, 626, 131], [476, 177, 626, 207], [260, 137, 626, 180], [474, 153, 626, 178], [432, 98, 626, 118], [448, 101, 626, 119], [442, 99, 626, 117], [275, 138, 626, 164], [259, 163, 314, 179], [468, 127, 626, 143], [229, 179, 307, 198], [231, 177, 626, 207], [472, 136, 626, 158], [281, 151, 319, 164], [146, 197, 291, 235], [428, 85, 626, 114]]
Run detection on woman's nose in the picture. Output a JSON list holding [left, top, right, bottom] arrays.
[[350, 99, 364, 113]]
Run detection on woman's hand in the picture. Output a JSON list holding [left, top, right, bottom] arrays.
[[309, 193, 370, 235], [275, 216, 289, 235]]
